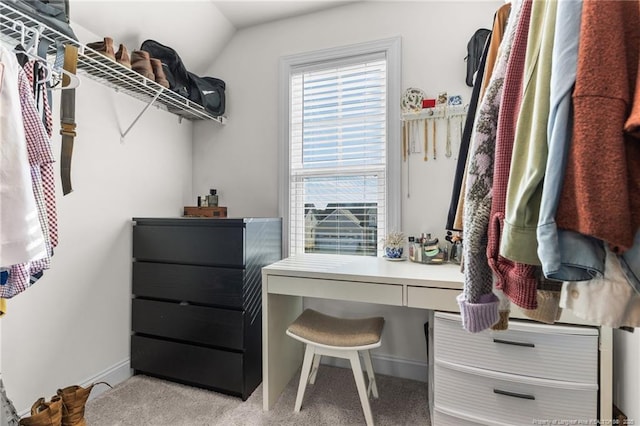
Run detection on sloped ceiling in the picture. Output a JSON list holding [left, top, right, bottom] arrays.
[[212, 1, 358, 29], [70, 0, 357, 75]]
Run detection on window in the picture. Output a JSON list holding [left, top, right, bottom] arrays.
[[279, 38, 401, 257]]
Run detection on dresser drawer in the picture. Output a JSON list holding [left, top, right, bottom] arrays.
[[131, 335, 244, 395], [132, 262, 244, 308], [132, 299, 244, 350], [434, 360, 597, 425], [434, 313, 598, 383], [133, 223, 244, 266], [433, 408, 485, 426]]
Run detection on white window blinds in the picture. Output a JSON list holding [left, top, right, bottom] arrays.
[[289, 52, 387, 256]]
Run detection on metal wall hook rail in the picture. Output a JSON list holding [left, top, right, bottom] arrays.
[[0, 2, 226, 125], [401, 104, 469, 122]]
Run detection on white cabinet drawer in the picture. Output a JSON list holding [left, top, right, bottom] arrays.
[[433, 408, 485, 426], [434, 313, 598, 383], [434, 360, 598, 426]]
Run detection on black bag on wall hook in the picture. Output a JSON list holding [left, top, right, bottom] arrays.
[[464, 28, 491, 87]]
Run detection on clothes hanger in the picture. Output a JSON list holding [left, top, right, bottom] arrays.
[[11, 22, 80, 90]]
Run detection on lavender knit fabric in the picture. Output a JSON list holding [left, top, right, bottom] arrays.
[[459, 0, 523, 333]]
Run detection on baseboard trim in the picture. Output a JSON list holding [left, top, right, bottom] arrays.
[[83, 358, 132, 401], [319, 353, 428, 382], [17, 359, 132, 418]]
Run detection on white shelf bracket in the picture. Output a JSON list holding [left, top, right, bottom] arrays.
[[120, 90, 163, 142]]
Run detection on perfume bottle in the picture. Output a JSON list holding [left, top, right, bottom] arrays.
[[207, 189, 218, 207], [408, 236, 415, 261]]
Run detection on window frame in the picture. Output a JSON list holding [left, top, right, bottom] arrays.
[[278, 37, 402, 258]]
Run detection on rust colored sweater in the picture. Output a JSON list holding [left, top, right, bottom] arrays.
[[556, 0, 640, 253]]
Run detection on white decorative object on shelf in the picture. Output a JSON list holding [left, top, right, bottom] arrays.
[[381, 231, 405, 259], [401, 87, 426, 113]]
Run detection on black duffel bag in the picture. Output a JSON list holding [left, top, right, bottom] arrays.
[[188, 73, 225, 117], [140, 39, 190, 98], [7, 0, 78, 40], [141, 39, 226, 116]]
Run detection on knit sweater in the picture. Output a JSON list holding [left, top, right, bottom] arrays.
[[486, 0, 538, 310], [556, 0, 640, 254], [458, 0, 521, 333]]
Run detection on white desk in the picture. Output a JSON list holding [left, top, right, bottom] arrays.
[[261, 254, 612, 421]]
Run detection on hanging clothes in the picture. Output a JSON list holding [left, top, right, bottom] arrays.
[[0, 46, 48, 268], [0, 45, 58, 301], [23, 59, 58, 249], [1, 67, 55, 299], [535, 0, 602, 283], [457, 0, 521, 333], [499, 0, 558, 267], [451, 3, 513, 232], [479, 3, 512, 101], [561, 247, 640, 328], [555, 1, 640, 254], [446, 30, 493, 232], [486, 0, 536, 315]]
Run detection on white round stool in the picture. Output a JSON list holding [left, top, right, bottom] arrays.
[[286, 309, 385, 426]]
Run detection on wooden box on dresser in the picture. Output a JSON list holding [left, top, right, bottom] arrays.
[[131, 217, 282, 400], [432, 312, 599, 426]]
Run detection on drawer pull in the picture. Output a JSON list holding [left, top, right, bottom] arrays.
[[493, 338, 535, 348], [493, 389, 535, 400]]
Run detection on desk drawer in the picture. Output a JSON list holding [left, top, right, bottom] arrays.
[[434, 313, 598, 383], [407, 287, 459, 311], [133, 262, 244, 308], [131, 335, 243, 394], [267, 275, 403, 306], [434, 361, 597, 425], [132, 299, 244, 350], [133, 224, 244, 266]]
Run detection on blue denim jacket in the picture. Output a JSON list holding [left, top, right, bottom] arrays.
[[620, 230, 640, 293]]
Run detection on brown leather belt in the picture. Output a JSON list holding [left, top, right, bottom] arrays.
[[60, 44, 78, 195]]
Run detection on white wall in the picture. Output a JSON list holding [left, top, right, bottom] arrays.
[[192, 1, 502, 376], [614, 329, 640, 419], [2, 23, 196, 413]]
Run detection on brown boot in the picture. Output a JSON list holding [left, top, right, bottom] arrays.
[[18, 396, 63, 426], [86, 37, 115, 61], [131, 50, 155, 81], [57, 382, 111, 426], [149, 58, 169, 88], [115, 44, 131, 69]]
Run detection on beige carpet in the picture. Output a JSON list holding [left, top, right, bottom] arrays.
[[85, 365, 430, 425]]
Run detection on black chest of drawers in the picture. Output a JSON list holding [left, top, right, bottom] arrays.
[[131, 217, 282, 400]]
